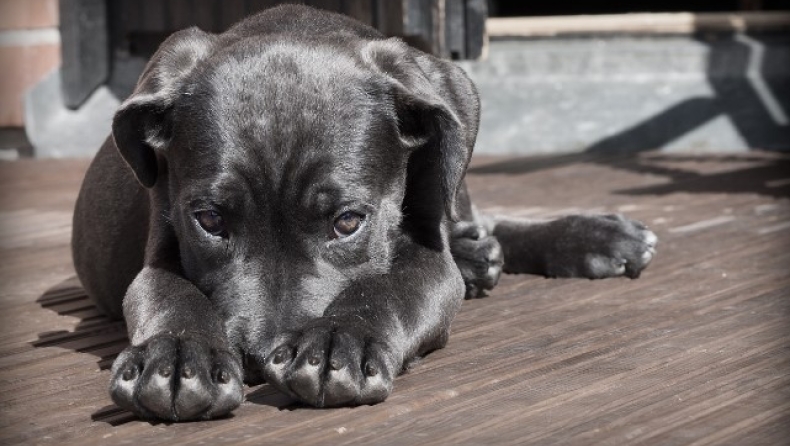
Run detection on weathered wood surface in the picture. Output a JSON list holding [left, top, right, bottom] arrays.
[[1, 152, 789, 445]]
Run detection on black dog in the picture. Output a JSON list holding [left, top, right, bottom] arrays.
[[71, 5, 656, 421]]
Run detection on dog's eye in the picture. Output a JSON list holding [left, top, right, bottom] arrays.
[[195, 210, 226, 236], [334, 211, 365, 238]]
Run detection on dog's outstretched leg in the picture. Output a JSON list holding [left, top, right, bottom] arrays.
[[485, 213, 658, 279]]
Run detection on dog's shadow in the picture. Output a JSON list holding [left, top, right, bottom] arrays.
[[32, 277, 136, 424], [33, 276, 128, 371], [33, 277, 297, 425]]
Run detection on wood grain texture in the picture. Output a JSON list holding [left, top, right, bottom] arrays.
[[0, 152, 788, 444]]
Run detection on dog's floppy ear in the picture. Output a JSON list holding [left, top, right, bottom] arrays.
[[362, 38, 474, 222], [112, 27, 217, 188]]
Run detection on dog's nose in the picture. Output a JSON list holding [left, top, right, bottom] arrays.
[[242, 350, 268, 385]]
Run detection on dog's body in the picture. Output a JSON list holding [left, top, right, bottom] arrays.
[[72, 5, 656, 421]]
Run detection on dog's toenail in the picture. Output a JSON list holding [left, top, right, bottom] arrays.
[[364, 363, 378, 377], [159, 365, 173, 378], [217, 370, 230, 384], [181, 366, 194, 379], [330, 358, 343, 370], [122, 368, 137, 381], [308, 355, 321, 366]]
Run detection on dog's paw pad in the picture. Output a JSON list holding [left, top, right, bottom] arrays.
[[643, 229, 658, 248], [451, 222, 504, 299], [109, 334, 243, 421], [566, 215, 658, 279], [263, 321, 395, 407]]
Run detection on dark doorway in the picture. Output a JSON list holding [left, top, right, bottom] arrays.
[[488, 0, 790, 17]]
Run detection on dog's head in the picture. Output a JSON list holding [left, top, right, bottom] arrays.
[[112, 27, 473, 372]]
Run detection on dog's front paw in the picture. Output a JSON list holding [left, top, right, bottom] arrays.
[[264, 319, 396, 407], [451, 222, 504, 299], [545, 214, 657, 279], [109, 333, 243, 421]]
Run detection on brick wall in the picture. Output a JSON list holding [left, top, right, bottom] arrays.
[[0, 0, 61, 127]]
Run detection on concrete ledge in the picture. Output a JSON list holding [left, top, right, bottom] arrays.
[[457, 33, 790, 154], [488, 12, 790, 37], [25, 70, 118, 158]]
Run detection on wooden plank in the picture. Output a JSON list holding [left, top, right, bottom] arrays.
[[218, 0, 249, 31], [307, 0, 343, 13], [58, 0, 109, 109], [445, 0, 466, 59], [182, 0, 218, 33], [247, 0, 283, 14], [137, 0, 167, 32], [486, 11, 790, 38], [431, 0, 447, 58], [402, 0, 433, 53], [167, 0, 196, 31], [464, 0, 486, 59], [343, 0, 374, 25], [374, 0, 404, 36], [108, 0, 138, 52]]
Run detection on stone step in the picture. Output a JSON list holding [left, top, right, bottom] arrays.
[[458, 33, 790, 154]]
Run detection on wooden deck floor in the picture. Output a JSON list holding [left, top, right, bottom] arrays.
[[1, 152, 789, 445]]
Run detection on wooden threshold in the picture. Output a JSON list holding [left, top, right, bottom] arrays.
[[487, 11, 790, 37]]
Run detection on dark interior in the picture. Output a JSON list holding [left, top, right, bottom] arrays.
[[488, 0, 790, 16]]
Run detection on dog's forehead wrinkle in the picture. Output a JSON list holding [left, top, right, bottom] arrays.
[[178, 171, 252, 213], [177, 46, 406, 210], [208, 40, 370, 113], [211, 138, 381, 218], [201, 42, 378, 151]]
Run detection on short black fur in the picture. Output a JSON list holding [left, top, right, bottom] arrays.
[[72, 5, 657, 421]]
